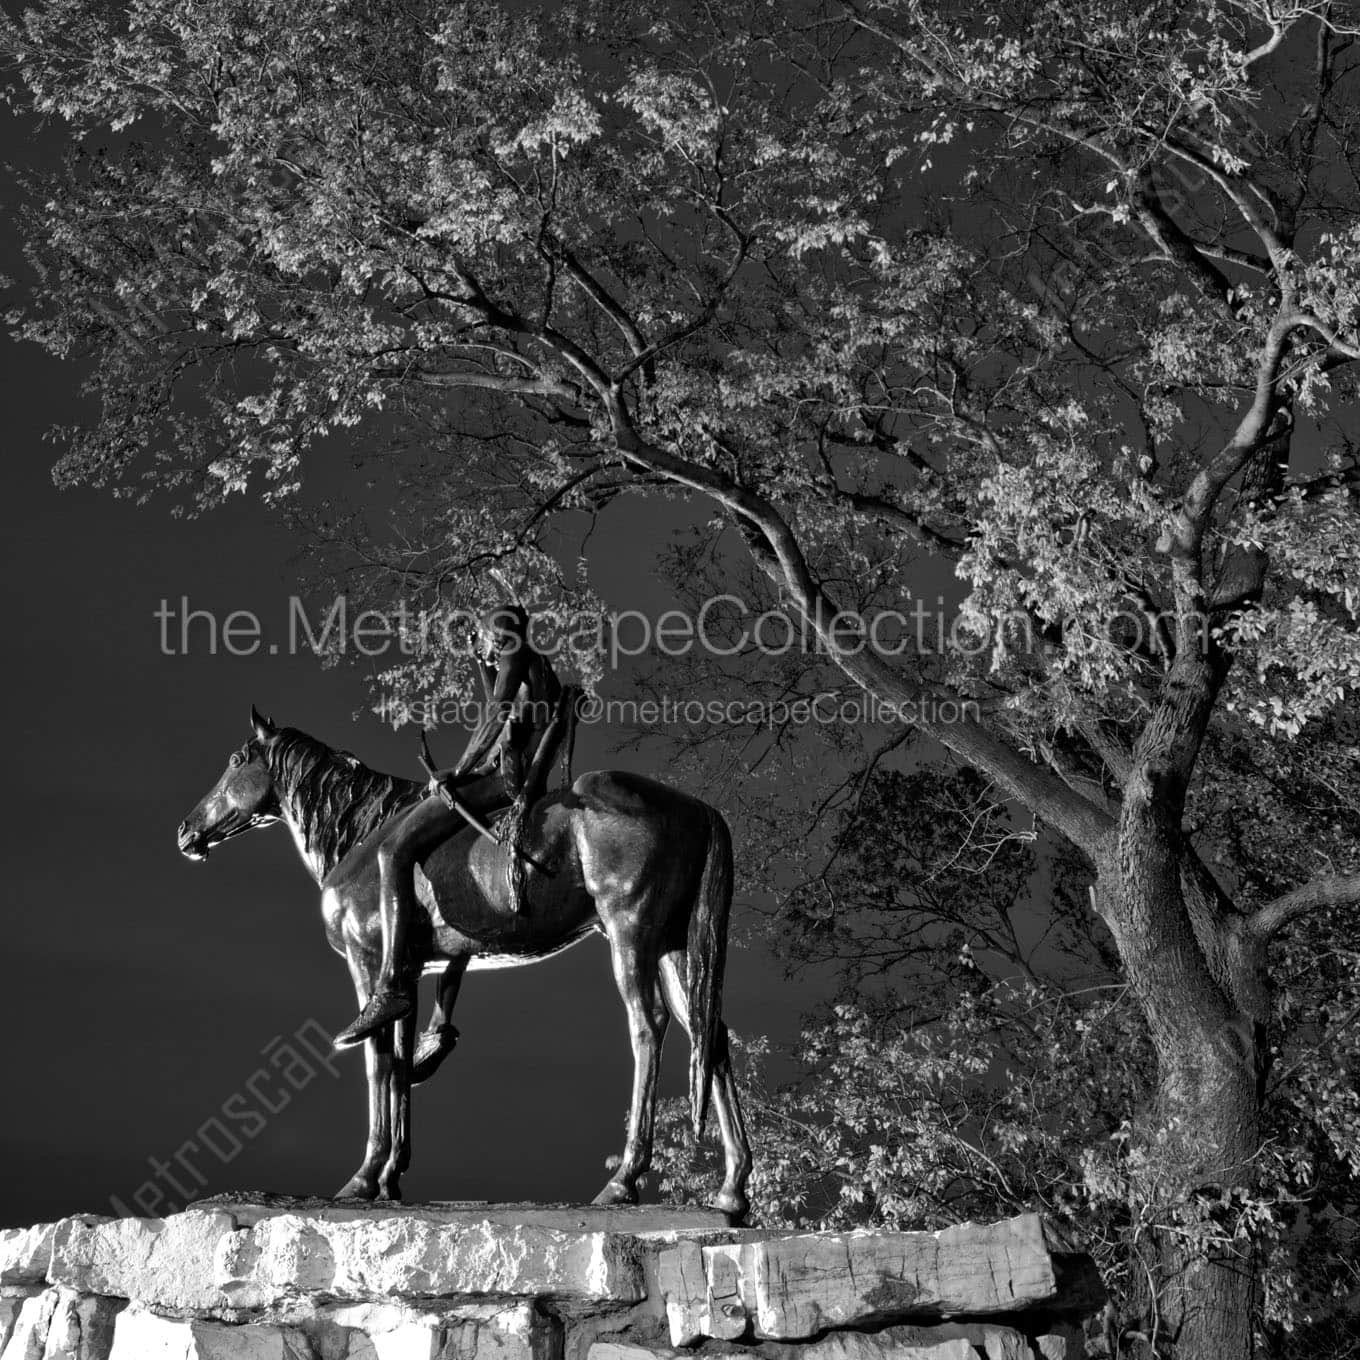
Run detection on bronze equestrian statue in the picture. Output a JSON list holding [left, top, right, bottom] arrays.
[[175, 707, 752, 1218]]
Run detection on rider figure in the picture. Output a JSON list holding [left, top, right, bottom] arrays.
[[333, 604, 563, 1050]]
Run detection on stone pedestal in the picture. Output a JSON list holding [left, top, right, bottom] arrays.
[[0, 1200, 1102, 1360]]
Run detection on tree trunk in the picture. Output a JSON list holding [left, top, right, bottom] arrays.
[[1146, 1003, 1259, 1360], [1096, 843, 1264, 1360]]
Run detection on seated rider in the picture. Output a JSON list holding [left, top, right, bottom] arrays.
[[333, 604, 563, 1050]]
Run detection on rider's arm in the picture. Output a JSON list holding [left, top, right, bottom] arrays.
[[450, 636, 530, 777], [474, 643, 496, 703], [425, 623, 509, 785]]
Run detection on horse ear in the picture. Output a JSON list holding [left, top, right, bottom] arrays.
[[250, 705, 277, 741]]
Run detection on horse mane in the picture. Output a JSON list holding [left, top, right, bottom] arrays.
[[264, 727, 421, 877]]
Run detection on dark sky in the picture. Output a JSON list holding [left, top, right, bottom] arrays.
[[0, 112, 801, 1229]]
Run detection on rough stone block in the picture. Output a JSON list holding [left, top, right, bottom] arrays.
[[587, 1339, 984, 1360], [107, 1308, 298, 1360], [37, 1290, 125, 1360], [0, 1297, 36, 1355], [193, 1197, 730, 1238], [109, 1301, 555, 1360], [589, 1320, 1035, 1360], [2, 1289, 63, 1360], [653, 1239, 742, 1345], [1035, 1323, 1085, 1359], [585, 1346, 680, 1360], [0, 1227, 62, 1289], [435, 1302, 557, 1360], [226, 1215, 642, 1310], [52, 1212, 643, 1317], [801, 1328, 1029, 1360], [308, 1300, 556, 1360], [788, 1340, 975, 1360], [659, 1213, 1101, 1344], [968, 1328, 1032, 1360], [364, 1325, 441, 1360], [2, 1289, 59, 1360], [51, 1214, 235, 1318]]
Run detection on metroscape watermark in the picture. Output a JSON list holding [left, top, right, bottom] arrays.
[[376, 691, 980, 730], [107, 1018, 342, 1218], [154, 591, 1209, 671]]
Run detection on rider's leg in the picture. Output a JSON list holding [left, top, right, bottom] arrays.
[[334, 795, 462, 1049], [413, 956, 469, 1084], [454, 769, 514, 817], [474, 756, 535, 914]]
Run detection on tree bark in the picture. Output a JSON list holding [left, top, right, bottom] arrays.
[[1095, 849, 1262, 1359], [1091, 634, 1263, 1358]]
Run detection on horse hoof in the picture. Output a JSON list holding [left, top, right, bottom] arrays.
[[591, 1179, 637, 1206], [377, 1182, 403, 1202], [711, 1188, 750, 1224], [334, 1177, 379, 1201]]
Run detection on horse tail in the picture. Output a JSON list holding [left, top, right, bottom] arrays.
[[687, 803, 733, 1141]]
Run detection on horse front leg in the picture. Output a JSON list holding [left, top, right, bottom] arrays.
[[334, 1029, 394, 1199], [336, 958, 393, 1200], [379, 1010, 416, 1200]]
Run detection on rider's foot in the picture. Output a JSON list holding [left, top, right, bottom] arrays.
[[411, 1023, 461, 1084], [333, 986, 415, 1050]]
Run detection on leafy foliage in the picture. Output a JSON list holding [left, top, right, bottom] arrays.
[[5, 0, 1360, 731]]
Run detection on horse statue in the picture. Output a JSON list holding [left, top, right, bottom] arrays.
[[176, 709, 752, 1219]]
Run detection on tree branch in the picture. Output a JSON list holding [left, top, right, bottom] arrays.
[[836, 488, 966, 557], [406, 369, 583, 401], [1130, 174, 1240, 322], [599, 400, 1115, 857], [1177, 315, 1295, 555], [1252, 874, 1360, 940]]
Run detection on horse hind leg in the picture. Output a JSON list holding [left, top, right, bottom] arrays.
[[659, 949, 752, 1222], [594, 906, 670, 1206]]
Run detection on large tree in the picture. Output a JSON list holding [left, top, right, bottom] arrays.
[[650, 736, 1360, 1355], [6, 1, 1360, 1354]]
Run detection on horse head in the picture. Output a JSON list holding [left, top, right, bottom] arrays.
[[177, 706, 283, 860]]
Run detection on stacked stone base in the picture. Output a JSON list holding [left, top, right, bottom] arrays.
[[0, 1199, 1102, 1360]]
